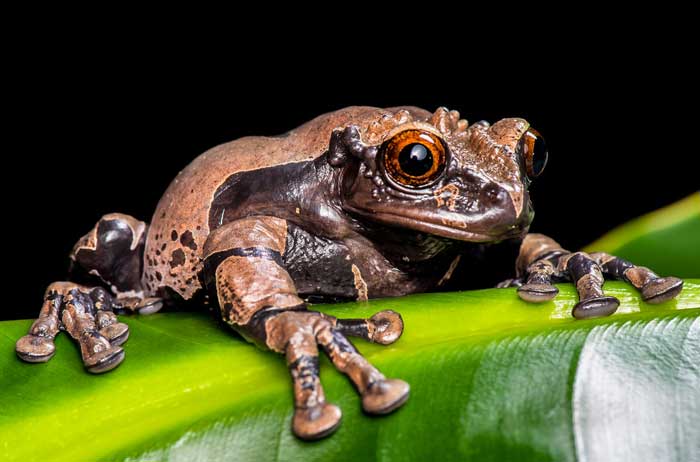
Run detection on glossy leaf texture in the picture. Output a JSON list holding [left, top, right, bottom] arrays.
[[0, 282, 698, 462], [1, 194, 699, 462]]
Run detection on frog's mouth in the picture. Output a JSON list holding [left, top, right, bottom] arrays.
[[352, 209, 530, 243]]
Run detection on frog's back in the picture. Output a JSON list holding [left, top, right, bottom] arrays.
[[142, 106, 431, 299]]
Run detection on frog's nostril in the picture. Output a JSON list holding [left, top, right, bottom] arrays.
[[481, 183, 506, 205]]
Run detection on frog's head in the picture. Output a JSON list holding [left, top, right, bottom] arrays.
[[329, 107, 547, 242]]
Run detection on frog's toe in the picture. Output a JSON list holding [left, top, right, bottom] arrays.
[[315, 319, 411, 416], [96, 310, 130, 345], [572, 296, 620, 320], [368, 310, 403, 345], [137, 297, 164, 315], [85, 346, 125, 374], [362, 378, 411, 415], [293, 403, 342, 440], [517, 283, 559, 303], [516, 258, 559, 303], [99, 322, 130, 346], [112, 296, 164, 315], [331, 310, 404, 345], [16, 335, 56, 363], [641, 277, 684, 304], [590, 253, 685, 305]]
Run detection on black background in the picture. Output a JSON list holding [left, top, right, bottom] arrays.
[[4, 50, 697, 320]]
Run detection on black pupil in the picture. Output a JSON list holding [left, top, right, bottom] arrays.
[[398, 143, 433, 176], [532, 136, 547, 175]]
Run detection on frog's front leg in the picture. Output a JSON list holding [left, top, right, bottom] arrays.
[[203, 216, 409, 440], [506, 233, 684, 319]]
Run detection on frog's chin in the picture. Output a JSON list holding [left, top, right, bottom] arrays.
[[356, 211, 523, 243]]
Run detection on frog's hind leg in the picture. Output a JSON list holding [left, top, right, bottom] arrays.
[[17, 213, 157, 372], [70, 213, 163, 314], [16, 283, 128, 372]]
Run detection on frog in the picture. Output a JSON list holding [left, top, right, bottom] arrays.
[[16, 106, 684, 440]]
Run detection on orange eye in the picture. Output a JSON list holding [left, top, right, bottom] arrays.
[[518, 128, 548, 179], [381, 129, 447, 187]]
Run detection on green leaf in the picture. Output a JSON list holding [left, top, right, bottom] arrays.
[[1, 284, 698, 462], [1, 195, 699, 462], [584, 193, 700, 277]]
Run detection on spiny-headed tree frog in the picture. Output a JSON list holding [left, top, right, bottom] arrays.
[[16, 107, 683, 440]]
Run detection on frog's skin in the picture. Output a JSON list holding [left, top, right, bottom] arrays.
[[16, 106, 684, 440]]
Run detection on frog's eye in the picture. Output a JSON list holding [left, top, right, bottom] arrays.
[[381, 129, 447, 187], [518, 128, 548, 179]]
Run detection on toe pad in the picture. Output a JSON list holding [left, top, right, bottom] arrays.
[[641, 277, 684, 304], [362, 379, 410, 415], [293, 403, 342, 440], [100, 323, 130, 346], [15, 335, 55, 363], [369, 310, 404, 345], [572, 296, 620, 319], [85, 347, 125, 374], [518, 283, 559, 303]]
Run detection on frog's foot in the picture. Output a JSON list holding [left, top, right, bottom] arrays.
[[511, 234, 684, 319], [262, 309, 410, 440], [16, 282, 128, 373]]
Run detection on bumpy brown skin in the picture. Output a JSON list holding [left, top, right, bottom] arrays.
[[16, 106, 683, 441]]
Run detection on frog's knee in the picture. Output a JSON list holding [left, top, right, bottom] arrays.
[[70, 213, 147, 296]]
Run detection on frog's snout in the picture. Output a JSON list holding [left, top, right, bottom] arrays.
[[476, 181, 532, 239]]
